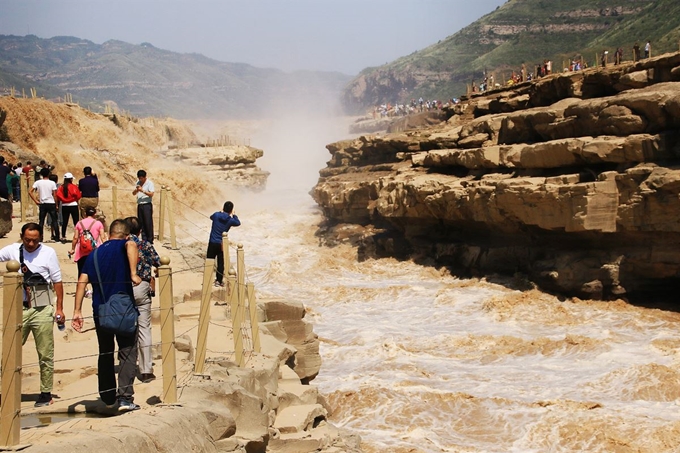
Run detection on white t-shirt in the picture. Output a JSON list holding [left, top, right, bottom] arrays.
[[136, 179, 155, 204], [32, 179, 57, 203], [0, 242, 62, 283]]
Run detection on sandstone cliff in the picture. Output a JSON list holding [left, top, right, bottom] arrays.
[[314, 52, 680, 300]]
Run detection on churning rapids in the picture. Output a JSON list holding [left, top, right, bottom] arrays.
[[223, 117, 680, 453]]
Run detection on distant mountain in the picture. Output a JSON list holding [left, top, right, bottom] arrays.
[[0, 35, 352, 119], [0, 65, 67, 100], [342, 0, 680, 113]]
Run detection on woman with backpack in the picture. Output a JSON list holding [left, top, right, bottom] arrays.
[[70, 206, 107, 276], [55, 172, 82, 242]]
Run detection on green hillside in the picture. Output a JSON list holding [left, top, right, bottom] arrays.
[[0, 35, 352, 119], [0, 66, 67, 100], [342, 0, 680, 112]]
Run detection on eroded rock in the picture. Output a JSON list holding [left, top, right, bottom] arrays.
[[314, 53, 680, 300]]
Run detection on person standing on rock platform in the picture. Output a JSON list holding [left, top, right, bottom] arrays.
[[633, 42, 641, 62], [71, 219, 142, 412], [644, 40, 651, 59], [125, 216, 160, 384], [78, 166, 100, 220], [132, 169, 155, 243], [31, 167, 60, 242], [207, 201, 241, 287], [0, 222, 65, 407]]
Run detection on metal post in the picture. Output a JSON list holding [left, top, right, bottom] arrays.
[[194, 258, 215, 375], [166, 188, 177, 249], [158, 186, 166, 242], [112, 186, 118, 220], [1, 261, 23, 446], [246, 282, 260, 353], [234, 244, 246, 367], [158, 256, 177, 403]]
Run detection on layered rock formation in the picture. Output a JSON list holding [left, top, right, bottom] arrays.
[[165, 145, 269, 190], [313, 52, 680, 300]]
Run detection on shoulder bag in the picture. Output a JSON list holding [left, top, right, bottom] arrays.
[[93, 247, 139, 336]]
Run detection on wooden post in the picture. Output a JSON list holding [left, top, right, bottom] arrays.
[[1, 261, 23, 447], [166, 188, 177, 249], [20, 173, 29, 222], [230, 267, 243, 366], [158, 186, 166, 242], [158, 256, 177, 403], [112, 186, 118, 220], [28, 173, 36, 218], [234, 244, 246, 367], [194, 258, 215, 375], [227, 267, 236, 320], [221, 233, 230, 305], [246, 282, 260, 353]]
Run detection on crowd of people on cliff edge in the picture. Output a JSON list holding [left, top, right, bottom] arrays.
[[0, 160, 102, 243], [372, 97, 461, 119], [0, 160, 242, 413], [367, 39, 656, 121]]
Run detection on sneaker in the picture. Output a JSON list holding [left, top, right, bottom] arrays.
[[85, 289, 93, 299], [214, 281, 224, 288], [140, 373, 156, 383], [34, 392, 53, 407], [117, 399, 140, 412]]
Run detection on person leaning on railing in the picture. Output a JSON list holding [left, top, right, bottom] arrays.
[[207, 201, 241, 288]]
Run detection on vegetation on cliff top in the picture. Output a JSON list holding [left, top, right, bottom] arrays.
[[342, 0, 680, 112]]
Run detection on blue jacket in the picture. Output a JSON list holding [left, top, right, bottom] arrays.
[[209, 212, 240, 244]]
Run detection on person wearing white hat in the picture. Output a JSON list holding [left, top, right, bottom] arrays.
[[55, 172, 82, 242]]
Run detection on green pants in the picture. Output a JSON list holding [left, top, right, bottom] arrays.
[[22, 305, 54, 393]]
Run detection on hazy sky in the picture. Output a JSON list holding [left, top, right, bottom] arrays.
[[1, 0, 506, 75]]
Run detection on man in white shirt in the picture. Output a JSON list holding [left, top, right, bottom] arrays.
[[0, 222, 64, 407], [30, 167, 60, 242], [132, 169, 155, 244]]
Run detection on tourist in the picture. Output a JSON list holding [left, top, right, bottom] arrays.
[[132, 169, 155, 243], [55, 172, 82, 241], [206, 201, 241, 287], [125, 216, 160, 383], [31, 167, 60, 242], [644, 40, 651, 59], [71, 219, 141, 412], [0, 222, 64, 407], [0, 156, 11, 200], [78, 166, 100, 220], [70, 206, 106, 276]]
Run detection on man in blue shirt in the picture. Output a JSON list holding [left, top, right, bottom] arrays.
[[207, 201, 240, 287], [72, 219, 142, 412], [78, 166, 100, 219]]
